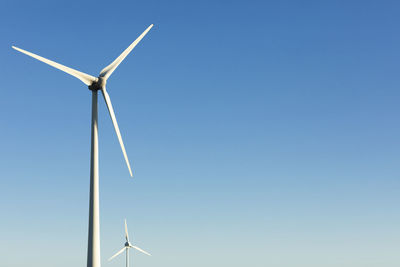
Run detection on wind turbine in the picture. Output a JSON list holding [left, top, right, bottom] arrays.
[[109, 219, 151, 267], [12, 24, 154, 267]]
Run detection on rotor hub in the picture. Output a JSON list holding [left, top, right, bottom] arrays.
[[88, 77, 106, 91]]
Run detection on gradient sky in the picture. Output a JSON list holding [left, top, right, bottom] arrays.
[[1, 1, 400, 266]]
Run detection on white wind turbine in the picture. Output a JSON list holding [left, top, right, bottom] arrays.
[[109, 219, 151, 267], [12, 24, 153, 267]]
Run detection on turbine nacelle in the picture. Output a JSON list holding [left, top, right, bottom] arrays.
[[88, 77, 106, 91]]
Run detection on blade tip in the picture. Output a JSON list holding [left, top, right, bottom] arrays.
[[128, 165, 133, 177]]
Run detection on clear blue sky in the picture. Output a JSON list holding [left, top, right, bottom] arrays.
[[0, 0, 399, 266]]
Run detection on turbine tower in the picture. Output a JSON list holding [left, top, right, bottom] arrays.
[[12, 24, 153, 267], [109, 219, 151, 267]]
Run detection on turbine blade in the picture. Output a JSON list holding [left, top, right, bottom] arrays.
[[125, 219, 130, 242], [12, 46, 96, 86], [130, 245, 151, 256], [108, 247, 126, 261], [101, 88, 133, 176], [99, 24, 153, 80]]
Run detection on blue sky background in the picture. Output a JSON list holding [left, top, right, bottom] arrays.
[[1, 0, 400, 266]]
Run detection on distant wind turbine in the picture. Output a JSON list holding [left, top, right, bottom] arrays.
[[12, 24, 154, 267], [109, 219, 151, 267]]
